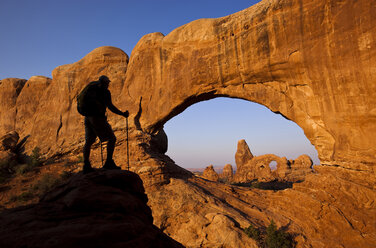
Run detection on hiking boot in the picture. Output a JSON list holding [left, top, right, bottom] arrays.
[[103, 159, 121, 170], [83, 161, 95, 174]]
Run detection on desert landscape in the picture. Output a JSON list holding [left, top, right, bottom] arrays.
[[1, 0, 375, 247]]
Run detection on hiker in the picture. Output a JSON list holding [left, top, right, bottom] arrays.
[[77, 75, 129, 173]]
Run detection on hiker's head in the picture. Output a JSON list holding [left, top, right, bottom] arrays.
[[99, 75, 111, 89]]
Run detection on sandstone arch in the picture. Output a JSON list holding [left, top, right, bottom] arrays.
[[119, 0, 376, 173]]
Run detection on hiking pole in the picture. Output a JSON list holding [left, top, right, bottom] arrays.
[[100, 140, 104, 167], [126, 116, 130, 171]]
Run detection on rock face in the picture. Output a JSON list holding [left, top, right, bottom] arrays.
[[0, 47, 128, 159], [1, 0, 376, 247], [148, 177, 259, 248], [15, 76, 52, 135], [202, 164, 219, 181], [0, 78, 26, 135], [0, 170, 183, 248]]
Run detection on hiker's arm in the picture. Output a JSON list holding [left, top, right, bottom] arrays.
[[107, 93, 127, 116], [108, 102, 124, 116]]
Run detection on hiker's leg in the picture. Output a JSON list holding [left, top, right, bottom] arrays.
[[83, 138, 95, 163], [95, 117, 115, 161], [83, 117, 97, 164], [103, 133, 120, 169], [92, 116, 118, 167], [106, 134, 116, 161]]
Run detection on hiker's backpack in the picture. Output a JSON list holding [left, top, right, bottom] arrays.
[[77, 82, 105, 116]]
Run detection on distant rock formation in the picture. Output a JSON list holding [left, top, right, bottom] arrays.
[[220, 164, 234, 182], [235, 140, 254, 171], [0, 170, 183, 248], [233, 139, 314, 182], [288, 155, 315, 181], [202, 164, 219, 181]]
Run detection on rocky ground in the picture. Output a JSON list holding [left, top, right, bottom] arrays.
[[1, 154, 375, 248], [0, 169, 183, 248]]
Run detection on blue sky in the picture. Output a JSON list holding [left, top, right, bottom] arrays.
[[0, 0, 320, 168]]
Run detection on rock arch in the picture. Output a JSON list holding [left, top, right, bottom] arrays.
[[118, 0, 376, 173]]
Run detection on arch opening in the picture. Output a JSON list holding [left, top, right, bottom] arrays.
[[269, 161, 277, 171], [163, 97, 320, 171]]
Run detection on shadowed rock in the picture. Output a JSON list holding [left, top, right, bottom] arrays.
[[0, 170, 183, 248], [0, 131, 19, 152]]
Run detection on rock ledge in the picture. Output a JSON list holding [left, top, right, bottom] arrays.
[[0, 170, 183, 248]]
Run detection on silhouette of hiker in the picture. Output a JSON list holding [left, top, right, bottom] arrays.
[[78, 75, 129, 173]]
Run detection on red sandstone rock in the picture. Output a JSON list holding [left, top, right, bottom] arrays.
[[286, 154, 314, 181], [235, 139, 254, 170], [233, 139, 314, 182], [220, 164, 234, 182], [202, 164, 219, 181], [15, 76, 52, 136], [0, 78, 26, 135]]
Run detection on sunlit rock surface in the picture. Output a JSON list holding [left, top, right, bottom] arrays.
[[0, 78, 26, 135], [233, 139, 314, 183], [220, 164, 234, 182], [202, 164, 219, 181]]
